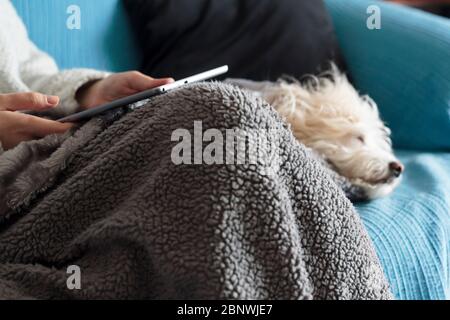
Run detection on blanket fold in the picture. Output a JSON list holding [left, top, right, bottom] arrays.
[[0, 83, 392, 299]]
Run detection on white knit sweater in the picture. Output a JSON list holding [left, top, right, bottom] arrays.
[[0, 0, 109, 117]]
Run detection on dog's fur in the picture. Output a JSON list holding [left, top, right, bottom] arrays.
[[228, 68, 403, 199]]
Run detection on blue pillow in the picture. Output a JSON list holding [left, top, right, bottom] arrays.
[[12, 0, 140, 72], [324, 0, 450, 150]]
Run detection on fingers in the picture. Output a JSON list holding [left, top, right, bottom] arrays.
[[0, 92, 59, 111], [125, 71, 174, 92], [18, 113, 73, 137], [0, 111, 73, 150]]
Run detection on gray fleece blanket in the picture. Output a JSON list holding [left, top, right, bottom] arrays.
[[0, 83, 392, 300]]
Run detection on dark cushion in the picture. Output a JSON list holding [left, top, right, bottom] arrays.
[[123, 0, 345, 81]]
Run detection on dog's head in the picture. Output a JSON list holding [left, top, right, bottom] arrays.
[[265, 69, 403, 199]]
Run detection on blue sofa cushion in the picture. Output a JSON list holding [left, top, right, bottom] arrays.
[[358, 151, 450, 299], [324, 0, 450, 150], [11, 0, 141, 72]]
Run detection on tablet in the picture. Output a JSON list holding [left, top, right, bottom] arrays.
[[58, 65, 229, 123]]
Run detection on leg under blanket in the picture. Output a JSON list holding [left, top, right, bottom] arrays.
[[0, 83, 392, 299]]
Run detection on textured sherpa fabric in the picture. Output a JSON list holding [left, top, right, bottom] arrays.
[[0, 83, 392, 300]]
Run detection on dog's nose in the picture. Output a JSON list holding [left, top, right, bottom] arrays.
[[389, 161, 404, 177]]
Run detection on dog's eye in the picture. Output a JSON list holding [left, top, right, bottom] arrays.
[[357, 136, 365, 144]]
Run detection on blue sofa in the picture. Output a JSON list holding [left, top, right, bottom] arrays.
[[11, 0, 450, 300]]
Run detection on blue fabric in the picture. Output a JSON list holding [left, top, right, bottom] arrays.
[[11, 0, 140, 72], [324, 0, 450, 151], [357, 150, 450, 300]]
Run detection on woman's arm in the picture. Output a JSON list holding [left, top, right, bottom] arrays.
[[19, 47, 111, 118], [19, 44, 173, 118], [1, 0, 108, 118], [4, 1, 174, 119], [0, 0, 174, 152]]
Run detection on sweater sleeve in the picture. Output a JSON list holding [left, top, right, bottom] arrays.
[[19, 46, 110, 118]]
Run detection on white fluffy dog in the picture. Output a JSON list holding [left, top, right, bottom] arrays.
[[228, 68, 403, 199]]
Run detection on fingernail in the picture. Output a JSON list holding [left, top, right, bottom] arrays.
[[47, 95, 59, 105]]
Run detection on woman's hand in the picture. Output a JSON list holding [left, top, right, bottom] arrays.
[[0, 92, 72, 150], [76, 71, 174, 109]]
